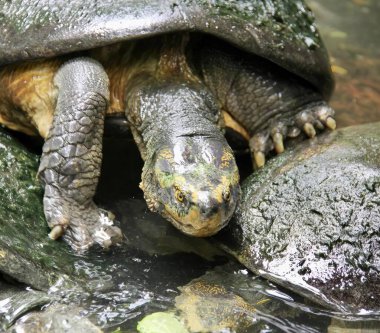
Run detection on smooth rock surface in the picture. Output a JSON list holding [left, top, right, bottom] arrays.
[[216, 122, 380, 313]]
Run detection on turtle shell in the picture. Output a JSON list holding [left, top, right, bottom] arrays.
[[0, 0, 333, 98]]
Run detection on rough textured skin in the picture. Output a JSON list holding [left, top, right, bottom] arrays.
[[0, 0, 333, 97], [0, 36, 244, 245], [127, 81, 240, 236], [216, 122, 380, 313], [38, 58, 122, 250], [0, 0, 336, 248], [198, 41, 332, 136]]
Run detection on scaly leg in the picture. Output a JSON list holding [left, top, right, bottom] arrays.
[[199, 43, 336, 167], [38, 58, 122, 251]]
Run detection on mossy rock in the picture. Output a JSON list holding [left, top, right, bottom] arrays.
[[0, 128, 76, 290], [216, 122, 380, 313]]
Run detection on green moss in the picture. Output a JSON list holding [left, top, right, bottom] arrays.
[[0, 129, 76, 290]]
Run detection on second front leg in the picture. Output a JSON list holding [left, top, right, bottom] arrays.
[[199, 44, 337, 168], [38, 57, 122, 251]]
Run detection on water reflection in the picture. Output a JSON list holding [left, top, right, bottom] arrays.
[[328, 318, 380, 333]]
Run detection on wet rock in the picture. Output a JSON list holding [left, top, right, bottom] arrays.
[[0, 280, 51, 331], [216, 122, 380, 313], [0, 128, 77, 290], [175, 271, 257, 332], [8, 304, 103, 333]]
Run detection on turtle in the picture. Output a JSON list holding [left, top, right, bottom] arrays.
[[0, 0, 336, 251]]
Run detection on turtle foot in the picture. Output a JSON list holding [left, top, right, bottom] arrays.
[[249, 104, 336, 168], [44, 193, 123, 252], [63, 208, 123, 252]]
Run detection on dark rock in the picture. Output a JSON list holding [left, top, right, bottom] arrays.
[[0, 128, 76, 290], [216, 122, 380, 313], [8, 305, 103, 333], [0, 280, 51, 331]]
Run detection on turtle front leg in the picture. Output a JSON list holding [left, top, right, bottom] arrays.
[[38, 58, 122, 251], [199, 44, 337, 168]]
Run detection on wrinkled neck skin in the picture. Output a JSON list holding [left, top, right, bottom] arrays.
[[127, 80, 240, 237]]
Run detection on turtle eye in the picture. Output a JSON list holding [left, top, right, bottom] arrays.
[[223, 188, 231, 202], [175, 187, 186, 203]]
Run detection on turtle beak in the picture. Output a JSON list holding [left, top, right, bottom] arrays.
[[167, 187, 239, 237]]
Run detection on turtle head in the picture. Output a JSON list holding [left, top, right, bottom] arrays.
[[141, 137, 240, 237]]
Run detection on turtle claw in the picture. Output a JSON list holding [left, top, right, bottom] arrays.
[[253, 151, 266, 168], [303, 122, 316, 138], [62, 208, 123, 252], [49, 225, 65, 240], [44, 192, 123, 251], [92, 225, 123, 249], [314, 104, 336, 130], [325, 117, 337, 130], [296, 105, 336, 135], [249, 133, 270, 168], [272, 132, 284, 154]]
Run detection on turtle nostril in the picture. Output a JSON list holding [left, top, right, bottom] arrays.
[[200, 204, 219, 218]]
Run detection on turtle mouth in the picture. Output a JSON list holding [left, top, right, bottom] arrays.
[[163, 208, 229, 237]]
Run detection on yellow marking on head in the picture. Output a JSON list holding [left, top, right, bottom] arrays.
[[220, 149, 235, 168], [188, 206, 200, 222], [211, 175, 234, 204], [164, 200, 223, 237], [212, 182, 225, 204], [158, 149, 174, 160], [173, 176, 186, 188]]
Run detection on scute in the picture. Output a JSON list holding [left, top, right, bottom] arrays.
[[0, 0, 333, 97]]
